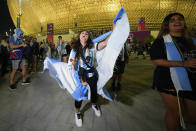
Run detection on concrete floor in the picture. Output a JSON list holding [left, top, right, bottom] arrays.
[[0, 71, 195, 131]]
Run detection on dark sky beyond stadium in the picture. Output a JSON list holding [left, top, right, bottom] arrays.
[[0, 0, 15, 36]]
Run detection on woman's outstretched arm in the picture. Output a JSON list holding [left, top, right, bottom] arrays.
[[97, 24, 116, 51]]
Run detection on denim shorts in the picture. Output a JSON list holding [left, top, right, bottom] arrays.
[[11, 59, 27, 69]]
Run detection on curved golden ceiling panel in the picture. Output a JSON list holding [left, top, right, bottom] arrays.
[[7, 0, 196, 35]]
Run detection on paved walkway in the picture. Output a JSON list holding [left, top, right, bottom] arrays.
[[0, 71, 195, 131]]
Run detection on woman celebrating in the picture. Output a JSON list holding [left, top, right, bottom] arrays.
[[70, 30, 112, 127], [43, 8, 130, 128], [150, 13, 196, 131]]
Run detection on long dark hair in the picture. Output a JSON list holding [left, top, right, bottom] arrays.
[[157, 12, 196, 49], [71, 31, 93, 59]]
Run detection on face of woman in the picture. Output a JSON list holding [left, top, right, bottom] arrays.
[[80, 31, 89, 47], [168, 15, 185, 33]]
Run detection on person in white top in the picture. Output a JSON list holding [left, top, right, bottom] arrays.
[[70, 29, 113, 127]]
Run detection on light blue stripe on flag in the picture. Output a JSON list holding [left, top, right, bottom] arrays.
[[92, 31, 112, 43], [113, 8, 125, 24], [102, 88, 113, 100], [49, 58, 61, 64], [165, 41, 192, 91], [71, 69, 88, 101]]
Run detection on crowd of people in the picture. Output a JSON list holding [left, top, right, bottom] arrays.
[[0, 11, 196, 130], [0, 28, 150, 80], [0, 30, 71, 89]]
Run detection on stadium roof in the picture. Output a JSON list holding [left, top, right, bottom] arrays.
[[7, 0, 196, 35]]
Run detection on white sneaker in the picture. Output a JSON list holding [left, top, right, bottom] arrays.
[[75, 112, 82, 127], [92, 105, 101, 117]]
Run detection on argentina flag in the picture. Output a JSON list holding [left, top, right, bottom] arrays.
[[43, 8, 130, 101], [163, 34, 192, 91]]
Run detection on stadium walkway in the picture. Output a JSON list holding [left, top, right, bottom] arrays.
[[0, 71, 195, 131]]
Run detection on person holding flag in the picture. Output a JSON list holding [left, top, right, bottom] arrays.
[[43, 8, 130, 127]]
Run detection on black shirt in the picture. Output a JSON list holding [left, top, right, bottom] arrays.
[[150, 36, 196, 90]]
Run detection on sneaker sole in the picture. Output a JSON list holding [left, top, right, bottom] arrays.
[[76, 122, 82, 127], [21, 83, 30, 86]]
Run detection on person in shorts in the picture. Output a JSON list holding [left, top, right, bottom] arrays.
[[150, 13, 196, 130], [9, 29, 30, 90]]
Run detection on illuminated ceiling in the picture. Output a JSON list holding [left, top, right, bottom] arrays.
[[7, 0, 196, 35]]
